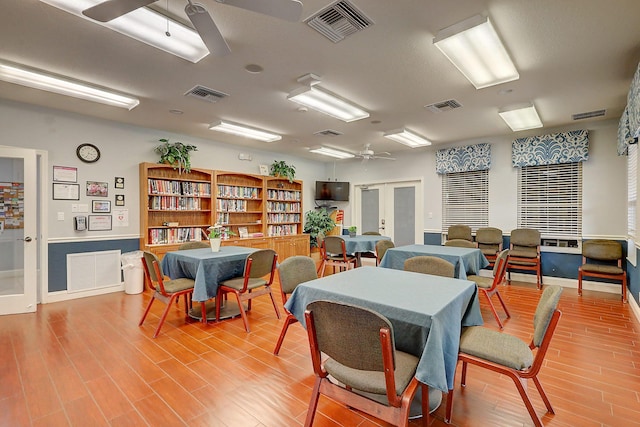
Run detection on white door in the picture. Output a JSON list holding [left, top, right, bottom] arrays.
[[0, 147, 37, 315], [355, 180, 423, 246]]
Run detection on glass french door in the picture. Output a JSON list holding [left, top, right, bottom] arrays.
[[355, 180, 423, 246], [0, 146, 37, 315]]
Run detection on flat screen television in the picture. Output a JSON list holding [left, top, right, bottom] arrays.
[[315, 181, 349, 201]]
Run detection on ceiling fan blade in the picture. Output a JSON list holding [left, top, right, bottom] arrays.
[[82, 0, 156, 22], [373, 156, 396, 161], [185, 2, 231, 57], [216, 0, 303, 22]]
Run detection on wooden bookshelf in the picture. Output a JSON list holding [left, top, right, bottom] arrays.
[[265, 176, 303, 237]]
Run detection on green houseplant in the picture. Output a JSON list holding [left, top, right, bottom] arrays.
[[155, 138, 197, 173], [303, 208, 336, 248], [270, 160, 296, 183], [348, 225, 357, 237]]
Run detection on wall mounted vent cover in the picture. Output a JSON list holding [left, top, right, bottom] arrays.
[[572, 109, 606, 120], [306, 0, 373, 43], [314, 129, 343, 137], [425, 99, 463, 113], [185, 85, 229, 103]]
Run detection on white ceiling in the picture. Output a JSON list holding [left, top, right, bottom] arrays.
[[2, 0, 639, 161]]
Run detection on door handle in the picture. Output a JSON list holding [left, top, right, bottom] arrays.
[[21, 237, 33, 242]]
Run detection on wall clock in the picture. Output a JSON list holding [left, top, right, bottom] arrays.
[[76, 143, 100, 163]]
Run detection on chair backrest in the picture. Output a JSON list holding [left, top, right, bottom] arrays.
[[278, 256, 317, 295], [142, 251, 163, 282], [487, 249, 509, 290], [445, 239, 476, 248], [323, 236, 347, 257], [246, 249, 278, 283], [582, 239, 623, 261], [362, 231, 381, 235], [448, 224, 472, 241], [178, 241, 209, 250], [476, 227, 503, 252], [306, 300, 394, 372], [376, 239, 395, 262], [510, 228, 541, 248], [532, 285, 563, 348], [404, 256, 455, 278]]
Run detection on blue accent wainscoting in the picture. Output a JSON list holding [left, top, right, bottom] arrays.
[[48, 239, 139, 292]]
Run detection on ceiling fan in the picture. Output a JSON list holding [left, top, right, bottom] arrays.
[[82, 0, 303, 57], [355, 144, 396, 161]]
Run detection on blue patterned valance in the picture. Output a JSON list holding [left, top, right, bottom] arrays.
[[618, 106, 634, 156], [436, 143, 491, 174], [512, 130, 589, 167]]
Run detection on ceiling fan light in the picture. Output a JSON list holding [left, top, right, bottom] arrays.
[[309, 146, 355, 159], [0, 60, 139, 110], [433, 15, 519, 89], [40, 0, 210, 63], [209, 120, 281, 142], [384, 129, 431, 147], [498, 103, 543, 131], [288, 85, 369, 122]]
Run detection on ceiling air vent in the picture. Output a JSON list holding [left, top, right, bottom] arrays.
[[306, 0, 373, 43], [572, 109, 606, 120], [314, 129, 343, 137], [425, 99, 463, 113], [185, 85, 229, 103]]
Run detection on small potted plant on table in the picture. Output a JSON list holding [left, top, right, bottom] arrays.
[[207, 224, 236, 252], [348, 226, 357, 237]]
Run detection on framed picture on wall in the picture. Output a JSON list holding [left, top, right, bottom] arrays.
[[114, 177, 125, 189], [53, 183, 80, 200], [86, 181, 108, 197], [53, 166, 77, 183], [115, 194, 125, 206], [88, 215, 112, 231], [92, 200, 111, 213]]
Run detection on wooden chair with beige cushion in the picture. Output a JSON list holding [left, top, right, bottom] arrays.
[[304, 300, 429, 426], [446, 224, 472, 244], [273, 256, 318, 355], [319, 236, 357, 277], [475, 227, 503, 268], [216, 249, 280, 332], [376, 239, 395, 265], [446, 285, 563, 427], [404, 256, 455, 278], [466, 249, 510, 329], [360, 231, 382, 263], [506, 228, 542, 289], [578, 239, 627, 303], [139, 251, 195, 338]]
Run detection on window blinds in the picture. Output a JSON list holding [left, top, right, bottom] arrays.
[[517, 163, 582, 238], [442, 170, 488, 231]]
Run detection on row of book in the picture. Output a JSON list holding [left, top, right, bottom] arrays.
[[216, 199, 249, 212], [148, 196, 203, 211], [217, 185, 260, 199], [267, 224, 298, 236], [148, 179, 211, 196], [267, 213, 301, 223], [266, 189, 301, 201], [148, 227, 204, 245], [266, 201, 301, 213]]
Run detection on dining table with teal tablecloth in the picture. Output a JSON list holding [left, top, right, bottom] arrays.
[[340, 234, 391, 265]]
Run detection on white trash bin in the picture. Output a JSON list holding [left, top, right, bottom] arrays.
[[121, 251, 144, 294]]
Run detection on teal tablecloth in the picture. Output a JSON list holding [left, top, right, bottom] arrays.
[[379, 244, 488, 279], [341, 235, 391, 254], [161, 246, 256, 302], [284, 266, 483, 392]]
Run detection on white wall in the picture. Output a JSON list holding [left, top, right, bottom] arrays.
[[0, 100, 327, 241], [331, 120, 627, 238]]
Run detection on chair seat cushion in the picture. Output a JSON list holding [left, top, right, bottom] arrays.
[[220, 277, 267, 291], [324, 350, 419, 399], [466, 275, 493, 289], [480, 248, 498, 257], [327, 254, 356, 261], [580, 264, 624, 275], [509, 248, 538, 258], [460, 326, 533, 370], [158, 278, 195, 294]]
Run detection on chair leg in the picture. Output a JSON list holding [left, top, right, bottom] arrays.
[[461, 361, 468, 386], [268, 289, 281, 320], [138, 294, 156, 326], [537, 262, 542, 289], [577, 270, 583, 296], [153, 294, 178, 338], [482, 290, 504, 329], [511, 375, 544, 427], [445, 388, 454, 424], [273, 314, 298, 355], [495, 290, 511, 318], [318, 260, 327, 277], [233, 291, 251, 332], [531, 376, 554, 414], [304, 377, 323, 427], [421, 383, 430, 426], [622, 273, 628, 303]]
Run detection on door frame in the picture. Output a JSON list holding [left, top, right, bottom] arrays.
[[352, 178, 424, 244], [36, 150, 48, 304]]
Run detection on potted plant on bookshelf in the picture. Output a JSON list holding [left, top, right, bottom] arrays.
[[303, 208, 335, 248], [348, 225, 357, 237], [154, 138, 197, 174], [269, 160, 296, 183]]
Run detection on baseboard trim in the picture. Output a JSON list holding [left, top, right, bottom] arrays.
[[44, 282, 125, 304]]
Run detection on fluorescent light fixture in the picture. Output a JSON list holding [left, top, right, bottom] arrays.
[[309, 147, 355, 159], [0, 60, 139, 110], [288, 85, 369, 122], [499, 103, 543, 131], [433, 15, 519, 89], [383, 128, 432, 147], [209, 120, 281, 142], [40, 0, 209, 63]]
